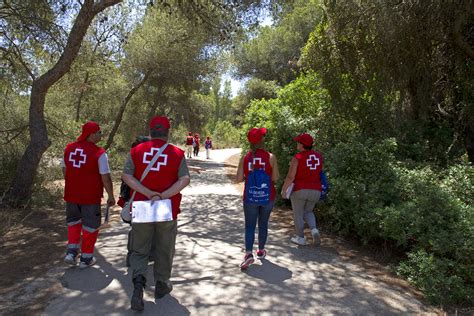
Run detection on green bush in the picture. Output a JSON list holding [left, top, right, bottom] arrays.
[[211, 120, 240, 149]]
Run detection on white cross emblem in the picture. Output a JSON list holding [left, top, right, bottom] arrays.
[[69, 148, 87, 168], [248, 157, 266, 171], [143, 148, 168, 171], [306, 154, 320, 170]]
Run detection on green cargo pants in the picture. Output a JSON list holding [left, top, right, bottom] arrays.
[[130, 220, 177, 282]]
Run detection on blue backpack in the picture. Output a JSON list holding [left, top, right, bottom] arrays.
[[245, 160, 271, 205], [320, 170, 329, 201]]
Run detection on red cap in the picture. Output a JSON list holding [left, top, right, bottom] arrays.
[[149, 116, 170, 131], [247, 127, 267, 144], [195, 134, 199, 137], [77, 121, 100, 142], [293, 133, 313, 147]]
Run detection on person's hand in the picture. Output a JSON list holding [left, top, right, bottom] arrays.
[[151, 193, 162, 202], [190, 166, 204, 174], [107, 196, 116, 206], [146, 190, 161, 200]]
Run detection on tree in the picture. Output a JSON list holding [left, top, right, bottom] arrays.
[[233, 0, 323, 85], [301, 0, 474, 163], [2, 0, 121, 206]]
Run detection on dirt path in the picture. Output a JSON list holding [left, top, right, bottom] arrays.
[[1, 149, 437, 315]]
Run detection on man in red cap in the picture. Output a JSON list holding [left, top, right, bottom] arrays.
[[185, 132, 194, 158], [62, 121, 115, 268], [122, 115, 190, 311], [281, 133, 324, 246]]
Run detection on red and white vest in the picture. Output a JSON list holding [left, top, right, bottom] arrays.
[[130, 139, 185, 219], [64, 141, 105, 204], [293, 150, 324, 192], [186, 136, 194, 145], [243, 149, 276, 202]]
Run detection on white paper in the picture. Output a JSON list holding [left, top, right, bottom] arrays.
[[132, 199, 173, 223], [285, 183, 294, 199]]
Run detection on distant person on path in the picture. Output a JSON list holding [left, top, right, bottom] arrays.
[[62, 121, 115, 268], [236, 127, 279, 270], [204, 136, 213, 159], [122, 116, 190, 311], [193, 133, 200, 157], [185, 132, 194, 158], [281, 133, 323, 246]]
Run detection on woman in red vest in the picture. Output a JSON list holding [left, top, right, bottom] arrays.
[[281, 133, 323, 246], [236, 127, 279, 270]]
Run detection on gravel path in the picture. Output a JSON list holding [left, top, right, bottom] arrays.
[[43, 148, 435, 315]]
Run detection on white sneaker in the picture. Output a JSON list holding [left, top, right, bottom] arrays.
[[311, 228, 321, 246], [64, 253, 78, 266], [290, 236, 308, 246], [79, 256, 96, 269]]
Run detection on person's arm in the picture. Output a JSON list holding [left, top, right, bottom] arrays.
[[122, 174, 159, 199], [157, 175, 190, 200], [98, 153, 115, 206], [101, 173, 116, 206], [236, 155, 245, 182], [270, 153, 280, 183], [281, 157, 298, 197], [121, 153, 159, 199]]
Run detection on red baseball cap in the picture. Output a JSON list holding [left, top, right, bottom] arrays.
[[293, 133, 313, 146], [77, 121, 100, 142], [247, 127, 267, 144], [149, 116, 170, 131]]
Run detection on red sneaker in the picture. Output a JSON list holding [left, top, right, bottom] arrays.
[[256, 249, 267, 259], [239, 253, 254, 270]]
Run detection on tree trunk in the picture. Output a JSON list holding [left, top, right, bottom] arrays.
[[4, 0, 122, 206], [75, 71, 90, 122], [145, 85, 165, 132], [105, 70, 152, 150]]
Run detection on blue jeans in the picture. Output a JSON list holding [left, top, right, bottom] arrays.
[[243, 201, 274, 252]]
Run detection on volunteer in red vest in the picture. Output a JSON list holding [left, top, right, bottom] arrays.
[[122, 116, 190, 311], [185, 132, 194, 158], [204, 136, 213, 159], [193, 133, 200, 157], [63, 121, 115, 268], [281, 133, 324, 246], [236, 127, 279, 270]]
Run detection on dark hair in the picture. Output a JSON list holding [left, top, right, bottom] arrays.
[[303, 144, 313, 150], [150, 129, 169, 139]]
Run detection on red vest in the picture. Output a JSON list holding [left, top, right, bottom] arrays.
[[64, 141, 105, 204], [130, 139, 185, 219], [186, 136, 194, 145], [293, 150, 324, 192], [243, 149, 276, 201]]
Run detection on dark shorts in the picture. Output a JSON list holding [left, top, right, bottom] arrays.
[[66, 202, 101, 230]]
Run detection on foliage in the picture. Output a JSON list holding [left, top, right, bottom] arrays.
[[211, 120, 240, 149]]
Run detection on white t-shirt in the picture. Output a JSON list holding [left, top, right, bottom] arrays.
[[61, 152, 110, 175]]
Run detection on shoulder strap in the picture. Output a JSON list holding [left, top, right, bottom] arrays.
[[129, 143, 169, 202]]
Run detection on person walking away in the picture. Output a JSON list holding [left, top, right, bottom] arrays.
[[281, 133, 323, 246], [193, 133, 200, 157], [236, 127, 279, 270], [185, 132, 194, 158], [204, 136, 213, 159], [63, 121, 115, 268], [122, 116, 190, 311]]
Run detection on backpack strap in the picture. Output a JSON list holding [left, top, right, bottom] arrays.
[[129, 143, 169, 202]]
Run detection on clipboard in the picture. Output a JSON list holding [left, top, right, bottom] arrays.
[[132, 199, 173, 223]]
